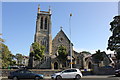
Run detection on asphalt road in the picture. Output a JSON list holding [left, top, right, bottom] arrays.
[[1, 76, 120, 80]]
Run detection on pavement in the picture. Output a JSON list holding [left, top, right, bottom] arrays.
[[1, 75, 120, 80], [0, 75, 117, 79]]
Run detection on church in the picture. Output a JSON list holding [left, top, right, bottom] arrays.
[[28, 5, 113, 70], [28, 5, 74, 69]]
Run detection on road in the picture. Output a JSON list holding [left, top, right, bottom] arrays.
[[1, 76, 120, 80]]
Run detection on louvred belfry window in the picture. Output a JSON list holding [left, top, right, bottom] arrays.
[[45, 17, 47, 30], [40, 17, 43, 29]]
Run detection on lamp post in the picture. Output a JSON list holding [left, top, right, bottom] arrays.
[[69, 13, 72, 69]]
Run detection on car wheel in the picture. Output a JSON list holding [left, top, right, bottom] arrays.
[[56, 75, 62, 80], [75, 75, 81, 80], [35, 76, 40, 80], [116, 74, 120, 77], [13, 77, 18, 80]]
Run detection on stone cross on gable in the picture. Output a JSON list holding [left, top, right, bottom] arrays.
[[60, 26, 63, 30]]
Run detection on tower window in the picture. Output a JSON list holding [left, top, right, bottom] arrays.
[[45, 17, 47, 30], [40, 17, 43, 29]]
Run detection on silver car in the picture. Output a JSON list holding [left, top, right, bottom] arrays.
[[51, 68, 82, 80]]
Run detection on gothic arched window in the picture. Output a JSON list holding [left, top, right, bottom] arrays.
[[44, 40, 46, 47], [45, 17, 47, 30], [40, 17, 43, 29]]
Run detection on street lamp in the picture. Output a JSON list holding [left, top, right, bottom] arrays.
[[69, 13, 72, 69]]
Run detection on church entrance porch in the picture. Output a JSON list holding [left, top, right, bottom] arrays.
[[88, 62, 92, 69], [54, 62, 58, 69]]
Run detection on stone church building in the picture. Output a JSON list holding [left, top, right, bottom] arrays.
[[28, 5, 113, 70], [28, 5, 74, 69]]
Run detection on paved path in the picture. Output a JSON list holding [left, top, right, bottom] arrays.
[[1, 75, 120, 80]]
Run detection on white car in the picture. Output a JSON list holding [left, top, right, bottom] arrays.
[[51, 68, 82, 80]]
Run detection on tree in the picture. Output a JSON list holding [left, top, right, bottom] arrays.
[[0, 33, 3, 68], [107, 15, 120, 61], [57, 45, 68, 63], [15, 53, 23, 66], [31, 42, 45, 61], [1, 43, 15, 68], [2, 44, 10, 68], [0, 34, 15, 68], [92, 50, 104, 64], [81, 51, 91, 55], [0, 33, 4, 43]]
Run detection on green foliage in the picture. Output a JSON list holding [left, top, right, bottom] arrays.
[[92, 50, 104, 63], [81, 51, 91, 55], [31, 42, 45, 61], [107, 15, 120, 60], [15, 53, 23, 65], [10, 60, 16, 66], [57, 45, 67, 63], [1, 43, 15, 68], [0, 33, 4, 43], [0, 34, 16, 68]]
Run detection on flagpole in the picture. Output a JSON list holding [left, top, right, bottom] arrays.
[[69, 13, 72, 69]]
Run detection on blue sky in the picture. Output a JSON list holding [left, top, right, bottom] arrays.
[[2, 2, 118, 56]]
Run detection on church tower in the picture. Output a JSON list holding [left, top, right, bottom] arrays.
[[34, 5, 52, 56]]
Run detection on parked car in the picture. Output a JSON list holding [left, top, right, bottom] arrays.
[[51, 68, 82, 80], [8, 69, 44, 80], [9, 66, 19, 69], [115, 69, 120, 76]]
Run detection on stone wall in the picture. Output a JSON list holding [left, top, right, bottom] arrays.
[[1, 69, 61, 77], [93, 65, 115, 75], [1, 69, 93, 77]]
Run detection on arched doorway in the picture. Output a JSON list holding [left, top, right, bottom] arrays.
[[54, 62, 58, 69], [88, 62, 92, 69]]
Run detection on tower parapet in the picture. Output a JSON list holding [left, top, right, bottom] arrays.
[[37, 4, 51, 15]]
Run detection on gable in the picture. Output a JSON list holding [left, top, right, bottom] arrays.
[[52, 29, 72, 55], [52, 29, 70, 44]]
